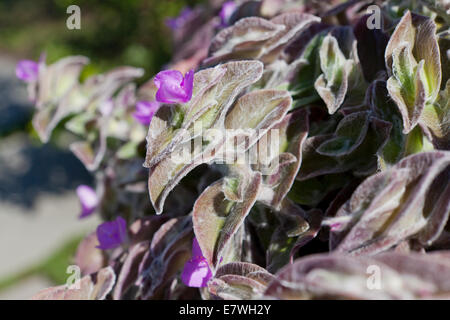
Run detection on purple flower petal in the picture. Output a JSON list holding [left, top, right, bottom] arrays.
[[181, 238, 212, 288], [16, 60, 39, 82], [154, 69, 194, 104], [165, 7, 193, 30], [76, 185, 99, 219], [96, 216, 128, 250], [181, 257, 212, 288], [165, 18, 178, 30], [191, 236, 205, 260], [133, 100, 161, 125], [155, 69, 184, 84], [181, 69, 194, 101], [219, 1, 237, 27]]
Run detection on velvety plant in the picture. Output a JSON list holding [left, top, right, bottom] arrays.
[[15, 0, 450, 300]]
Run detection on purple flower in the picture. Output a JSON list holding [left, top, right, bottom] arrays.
[[219, 1, 237, 27], [154, 69, 194, 104], [165, 7, 193, 30], [96, 216, 128, 250], [76, 185, 99, 219], [133, 100, 161, 125], [16, 60, 39, 82], [181, 238, 212, 288]]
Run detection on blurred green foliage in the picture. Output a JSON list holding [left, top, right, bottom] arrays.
[[0, 0, 205, 77]]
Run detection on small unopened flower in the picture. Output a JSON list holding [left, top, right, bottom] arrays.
[[133, 101, 161, 125], [219, 1, 237, 27], [76, 185, 99, 219], [16, 60, 39, 82], [96, 216, 128, 250], [181, 237, 212, 288], [154, 69, 194, 104], [165, 7, 193, 30]]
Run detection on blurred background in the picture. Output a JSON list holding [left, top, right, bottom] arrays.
[[0, 0, 204, 299]]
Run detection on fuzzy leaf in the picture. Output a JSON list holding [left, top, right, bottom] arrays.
[[353, 14, 389, 82], [252, 108, 309, 209], [208, 262, 273, 300], [260, 13, 321, 63], [385, 11, 442, 133], [208, 17, 284, 62], [31, 56, 89, 142], [36, 65, 142, 145], [314, 34, 354, 114], [74, 232, 104, 276], [264, 252, 450, 299], [32, 267, 115, 300], [420, 80, 450, 150], [193, 171, 262, 270], [330, 151, 450, 254], [316, 111, 370, 156], [298, 113, 391, 180], [368, 80, 406, 163], [137, 216, 193, 299], [204, 13, 320, 66]]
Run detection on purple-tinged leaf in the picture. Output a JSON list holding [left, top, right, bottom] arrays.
[[252, 108, 309, 209], [113, 241, 149, 299], [332, 151, 450, 255], [420, 80, 450, 150], [193, 171, 262, 270], [298, 114, 391, 180], [264, 252, 450, 299], [314, 34, 354, 114], [260, 12, 321, 63], [74, 232, 105, 276], [31, 56, 89, 142], [205, 13, 320, 66], [316, 111, 370, 157], [208, 262, 273, 300], [32, 266, 116, 300], [207, 17, 284, 65], [137, 216, 193, 299], [353, 14, 389, 82], [146, 62, 269, 214], [385, 11, 442, 134]]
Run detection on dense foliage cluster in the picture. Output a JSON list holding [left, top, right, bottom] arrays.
[[17, 0, 450, 299]]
